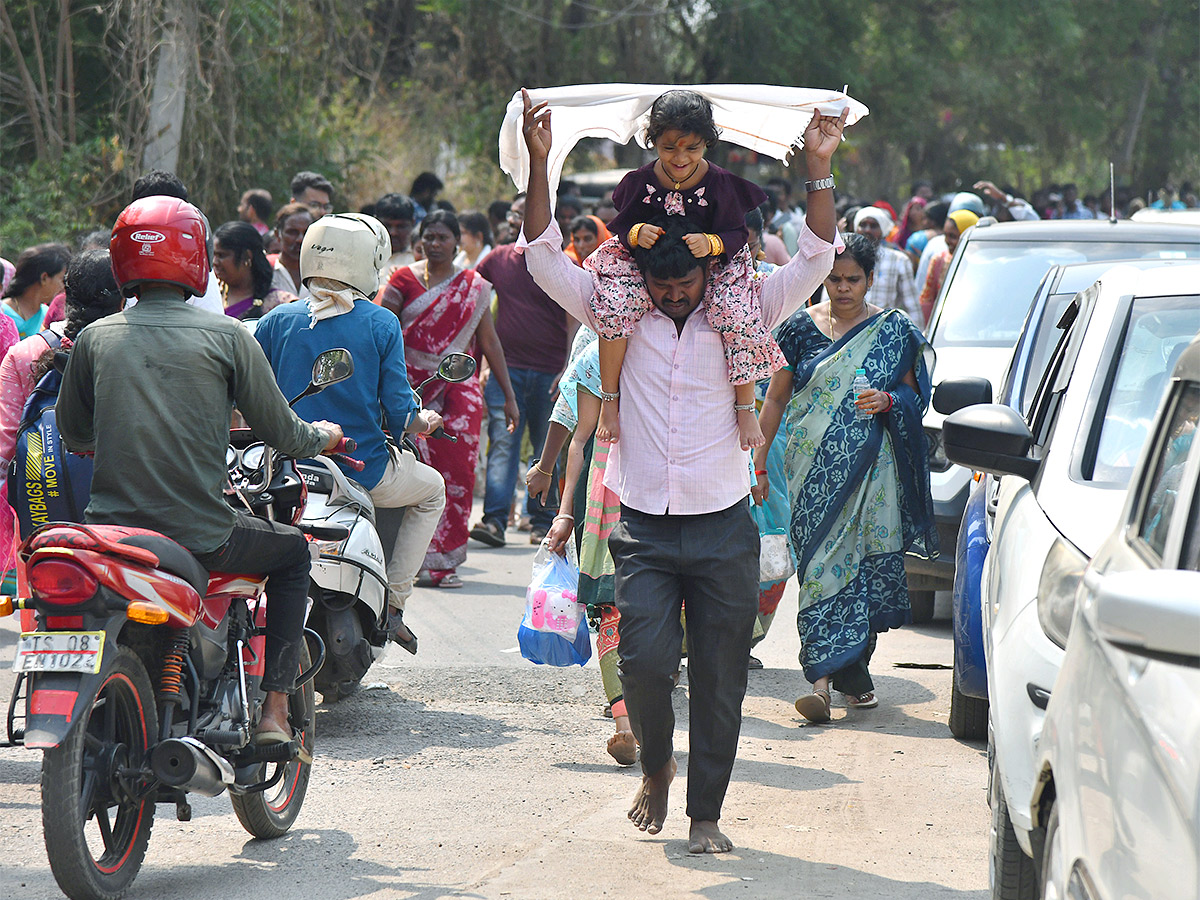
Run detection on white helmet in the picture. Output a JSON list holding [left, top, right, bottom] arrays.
[[299, 213, 390, 296]]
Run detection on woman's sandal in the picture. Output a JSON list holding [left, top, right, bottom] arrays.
[[416, 570, 464, 589], [795, 688, 832, 724], [846, 691, 878, 709]]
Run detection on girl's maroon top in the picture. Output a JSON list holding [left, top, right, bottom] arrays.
[[608, 161, 768, 257]]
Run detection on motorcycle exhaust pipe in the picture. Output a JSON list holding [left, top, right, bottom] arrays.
[[151, 737, 235, 797]]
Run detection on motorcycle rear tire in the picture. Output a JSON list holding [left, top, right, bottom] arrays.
[[42, 646, 158, 900], [230, 640, 315, 838]]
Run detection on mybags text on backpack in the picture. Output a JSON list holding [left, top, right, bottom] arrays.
[[8, 332, 93, 538]]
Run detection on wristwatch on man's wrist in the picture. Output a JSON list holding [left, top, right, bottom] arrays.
[[805, 176, 836, 193]]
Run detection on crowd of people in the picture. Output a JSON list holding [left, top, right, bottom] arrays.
[[1, 86, 1196, 857]]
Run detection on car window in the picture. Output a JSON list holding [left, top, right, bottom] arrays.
[[1136, 382, 1200, 560], [933, 241, 1200, 350], [1086, 295, 1200, 483], [1181, 472, 1200, 572], [1019, 293, 1077, 415]]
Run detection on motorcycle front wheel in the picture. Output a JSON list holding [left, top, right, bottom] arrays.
[[41, 646, 158, 900], [230, 640, 315, 838]]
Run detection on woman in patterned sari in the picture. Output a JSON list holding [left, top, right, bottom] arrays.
[[756, 233, 937, 723], [378, 210, 519, 588]]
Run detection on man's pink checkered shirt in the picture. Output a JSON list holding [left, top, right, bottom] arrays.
[[520, 220, 839, 515]]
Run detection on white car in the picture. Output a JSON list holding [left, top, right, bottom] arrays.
[[1031, 332, 1200, 900], [942, 262, 1200, 899], [911, 219, 1200, 621]]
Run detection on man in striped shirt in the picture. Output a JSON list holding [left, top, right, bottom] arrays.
[[517, 89, 847, 854]]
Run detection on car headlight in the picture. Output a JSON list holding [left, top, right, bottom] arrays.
[[925, 427, 951, 472], [1037, 537, 1088, 648]]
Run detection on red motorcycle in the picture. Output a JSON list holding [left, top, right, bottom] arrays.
[[1, 349, 355, 900]]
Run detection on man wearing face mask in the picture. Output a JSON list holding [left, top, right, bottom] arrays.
[[254, 213, 446, 655]]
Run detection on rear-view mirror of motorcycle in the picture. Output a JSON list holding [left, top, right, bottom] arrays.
[[289, 349, 355, 406], [437, 352, 477, 383]]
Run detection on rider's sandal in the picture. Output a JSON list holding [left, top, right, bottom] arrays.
[[795, 688, 832, 724]]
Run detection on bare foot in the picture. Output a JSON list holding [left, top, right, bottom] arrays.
[[597, 399, 620, 443], [737, 407, 765, 450], [689, 819, 734, 853], [607, 729, 638, 767], [628, 756, 676, 834]]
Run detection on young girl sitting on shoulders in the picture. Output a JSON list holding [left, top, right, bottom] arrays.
[[589, 89, 785, 449]]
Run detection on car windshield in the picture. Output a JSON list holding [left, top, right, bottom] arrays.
[[1087, 294, 1200, 483], [933, 240, 1200, 349]]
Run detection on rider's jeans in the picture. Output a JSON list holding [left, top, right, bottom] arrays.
[[368, 444, 446, 610], [194, 512, 312, 694]]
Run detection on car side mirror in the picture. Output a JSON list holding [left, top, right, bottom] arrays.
[[933, 377, 993, 415], [1091, 569, 1200, 665], [943, 404, 1040, 481]]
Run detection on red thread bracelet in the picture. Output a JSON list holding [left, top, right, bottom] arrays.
[[754, 469, 768, 476]]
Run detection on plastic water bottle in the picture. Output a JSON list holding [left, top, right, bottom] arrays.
[[852, 368, 871, 422]]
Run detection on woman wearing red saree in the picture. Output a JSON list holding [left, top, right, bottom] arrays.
[[378, 210, 519, 588]]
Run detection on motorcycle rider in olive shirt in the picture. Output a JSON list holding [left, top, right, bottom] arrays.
[[57, 196, 344, 744]]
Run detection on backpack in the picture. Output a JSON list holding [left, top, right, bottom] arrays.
[[8, 331, 93, 538]]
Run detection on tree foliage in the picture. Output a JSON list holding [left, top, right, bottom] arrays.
[[2, 0, 1196, 249]]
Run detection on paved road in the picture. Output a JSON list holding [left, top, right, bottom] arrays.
[[0, 504, 989, 899]]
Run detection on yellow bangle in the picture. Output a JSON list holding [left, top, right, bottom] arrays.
[[708, 233, 724, 256], [629, 223, 643, 246], [533, 461, 554, 478]]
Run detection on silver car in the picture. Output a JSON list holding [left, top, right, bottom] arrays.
[[942, 262, 1200, 899]]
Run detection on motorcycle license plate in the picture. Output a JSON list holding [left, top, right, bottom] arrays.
[[13, 632, 105, 673]]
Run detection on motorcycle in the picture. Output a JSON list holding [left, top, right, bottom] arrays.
[[297, 351, 477, 701], [1, 349, 356, 900]]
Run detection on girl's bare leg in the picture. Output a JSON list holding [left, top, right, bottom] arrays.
[[734, 382, 765, 450], [597, 336, 626, 443]]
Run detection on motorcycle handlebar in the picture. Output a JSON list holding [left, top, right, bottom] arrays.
[[334, 437, 357, 453], [430, 426, 457, 443]]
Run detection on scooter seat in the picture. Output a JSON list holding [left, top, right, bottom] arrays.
[[117, 533, 210, 595]]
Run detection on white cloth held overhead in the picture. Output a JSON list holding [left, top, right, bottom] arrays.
[[499, 83, 870, 202]]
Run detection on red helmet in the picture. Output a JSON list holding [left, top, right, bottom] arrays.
[[110, 196, 210, 297]]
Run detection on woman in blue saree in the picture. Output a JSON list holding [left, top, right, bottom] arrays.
[[755, 234, 937, 723]]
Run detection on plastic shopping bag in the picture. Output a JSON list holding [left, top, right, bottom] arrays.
[[750, 499, 796, 583], [517, 539, 592, 667]]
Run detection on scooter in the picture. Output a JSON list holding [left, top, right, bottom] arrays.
[[1, 349, 354, 900], [296, 351, 477, 701]]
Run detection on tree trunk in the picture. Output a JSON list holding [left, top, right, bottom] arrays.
[[141, 0, 192, 174], [1117, 12, 1167, 178]]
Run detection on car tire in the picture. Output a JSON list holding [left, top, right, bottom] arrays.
[[990, 773, 1038, 899], [949, 667, 988, 740], [910, 589, 935, 624]]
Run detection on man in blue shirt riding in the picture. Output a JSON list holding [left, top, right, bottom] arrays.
[[255, 213, 445, 652]]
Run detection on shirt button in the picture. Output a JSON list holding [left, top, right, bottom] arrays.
[[673, 395, 679, 400], [669, 459, 675, 464], [673, 364, 679, 370], [671, 428, 677, 433]]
